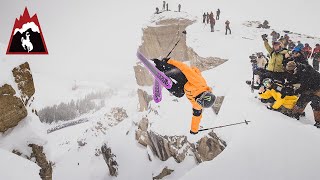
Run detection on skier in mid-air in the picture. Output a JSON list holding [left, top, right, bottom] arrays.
[[151, 58, 216, 134]]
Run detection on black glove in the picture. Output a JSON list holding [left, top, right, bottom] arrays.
[[261, 34, 268, 41], [161, 57, 170, 62]]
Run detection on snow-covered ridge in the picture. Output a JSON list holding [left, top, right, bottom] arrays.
[[14, 22, 40, 35]]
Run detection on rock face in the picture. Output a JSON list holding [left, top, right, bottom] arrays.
[[0, 84, 27, 133], [101, 144, 119, 177], [110, 107, 128, 122], [135, 118, 226, 164], [153, 167, 174, 180], [29, 144, 53, 180], [134, 65, 154, 86], [135, 18, 227, 88], [137, 89, 153, 112], [192, 131, 226, 163], [12, 62, 35, 105]]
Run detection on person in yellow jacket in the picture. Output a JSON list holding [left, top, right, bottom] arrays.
[[152, 58, 216, 134], [261, 34, 290, 83], [259, 78, 298, 113]]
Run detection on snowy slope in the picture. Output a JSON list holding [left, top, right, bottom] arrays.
[[0, 149, 41, 180]]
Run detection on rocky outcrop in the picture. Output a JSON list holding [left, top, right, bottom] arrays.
[[29, 144, 53, 180], [187, 47, 227, 71], [212, 96, 225, 115], [148, 131, 189, 163], [134, 65, 154, 86], [137, 89, 153, 112], [101, 144, 119, 177], [135, 18, 227, 87], [135, 118, 226, 164], [109, 107, 128, 122], [153, 167, 174, 180], [12, 62, 35, 105], [191, 131, 226, 163], [0, 84, 27, 133]]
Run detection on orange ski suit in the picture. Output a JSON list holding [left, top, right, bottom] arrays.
[[168, 59, 212, 133]]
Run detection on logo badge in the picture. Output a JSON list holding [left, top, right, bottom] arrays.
[[6, 7, 48, 55]]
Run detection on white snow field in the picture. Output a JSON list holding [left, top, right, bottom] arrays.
[[0, 148, 41, 180], [0, 0, 320, 180]]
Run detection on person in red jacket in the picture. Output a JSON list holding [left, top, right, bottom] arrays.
[[302, 43, 312, 59], [312, 44, 320, 71]]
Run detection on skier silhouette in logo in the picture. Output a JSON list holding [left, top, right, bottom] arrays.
[[21, 32, 33, 53]]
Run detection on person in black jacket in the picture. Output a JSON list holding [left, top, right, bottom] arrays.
[[284, 47, 309, 66], [285, 61, 320, 128]]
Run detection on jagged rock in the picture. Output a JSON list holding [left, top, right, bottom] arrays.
[[188, 47, 227, 71], [0, 84, 27, 133], [101, 144, 119, 177], [12, 62, 35, 105], [212, 96, 225, 115], [147, 131, 189, 163], [136, 129, 150, 147], [137, 89, 153, 112], [110, 107, 128, 122], [192, 131, 226, 163], [29, 144, 53, 180], [257, 20, 270, 29], [139, 117, 149, 131], [136, 18, 227, 87], [136, 117, 151, 147], [153, 167, 174, 180], [0, 84, 16, 95], [135, 118, 225, 164], [77, 139, 87, 147], [134, 65, 154, 86]]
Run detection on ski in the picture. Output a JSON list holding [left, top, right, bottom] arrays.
[[153, 80, 162, 103], [136, 51, 173, 89]]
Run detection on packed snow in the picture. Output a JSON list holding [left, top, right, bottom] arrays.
[[0, 148, 41, 180], [0, 0, 320, 180]]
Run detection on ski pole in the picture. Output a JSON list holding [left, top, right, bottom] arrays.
[[198, 120, 251, 132], [164, 30, 187, 59]]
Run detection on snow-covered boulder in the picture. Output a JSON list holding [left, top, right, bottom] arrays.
[[101, 143, 119, 177], [12, 62, 35, 105]]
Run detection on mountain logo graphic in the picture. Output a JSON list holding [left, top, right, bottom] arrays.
[[6, 7, 48, 55]]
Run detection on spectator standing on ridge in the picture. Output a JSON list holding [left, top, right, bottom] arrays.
[[302, 43, 312, 59], [216, 9, 220, 20], [178, 4, 181, 12], [202, 13, 207, 23], [311, 44, 320, 71], [225, 20, 231, 35], [209, 12, 215, 32], [163, 1, 166, 11], [206, 12, 210, 24]]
